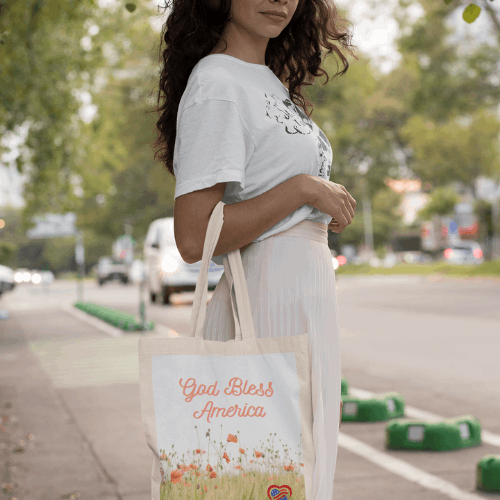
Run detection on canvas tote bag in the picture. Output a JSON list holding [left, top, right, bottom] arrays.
[[138, 200, 315, 500]]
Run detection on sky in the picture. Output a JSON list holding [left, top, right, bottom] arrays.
[[1, 0, 498, 207]]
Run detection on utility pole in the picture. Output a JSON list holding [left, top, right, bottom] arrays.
[[139, 255, 147, 331], [492, 181, 500, 260], [75, 231, 85, 302], [124, 222, 147, 331], [359, 158, 375, 261]]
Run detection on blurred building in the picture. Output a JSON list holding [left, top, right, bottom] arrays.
[[0, 124, 28, 208], [385, 178, 429, 225], [0, 164, 25, 208]]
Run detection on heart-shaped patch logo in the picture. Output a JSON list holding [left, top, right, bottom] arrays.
[[267, 484, 292, 500]]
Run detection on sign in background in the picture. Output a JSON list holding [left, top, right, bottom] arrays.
[[26, 213, 76, 239]]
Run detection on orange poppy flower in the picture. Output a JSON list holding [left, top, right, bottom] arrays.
[[250, 460, 254, 463], [204, 486, 208, 492], [223, 452, 230, 463], [206, 464, 213, 472], [210, 471, 217, 479], [239, 448, 245, 454], [170, 470, 183, 484], [254, 451, 262, 458], [195, 449, 202, 454], [235, 465, 241, 470], [300, 463, 304, 466], [227, 433, 238, 443]]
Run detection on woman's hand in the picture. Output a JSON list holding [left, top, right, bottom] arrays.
[[302, 175, 356, 234]]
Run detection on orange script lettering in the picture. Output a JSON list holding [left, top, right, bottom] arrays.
[[179, 378, 220, 403], [224, 377, 273, 397]]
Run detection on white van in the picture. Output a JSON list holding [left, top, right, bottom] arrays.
[[144, 217, 225, 304]]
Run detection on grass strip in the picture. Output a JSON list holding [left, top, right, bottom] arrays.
[[335, 259, 500, 278], [74, 301, 155, 331]]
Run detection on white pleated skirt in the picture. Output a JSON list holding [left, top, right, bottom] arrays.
[[203, 219, 341, 500]]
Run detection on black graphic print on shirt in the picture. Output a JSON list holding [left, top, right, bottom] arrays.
[[265, 93, 332, 179], [316, 128, 332, 178], [265, 93, 313, 135]]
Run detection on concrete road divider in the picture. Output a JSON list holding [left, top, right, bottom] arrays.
[[386, 414, 481, 451], [341, 391, 405, 422], [341, 376, 349, 396], [476, 455, 500, 492]]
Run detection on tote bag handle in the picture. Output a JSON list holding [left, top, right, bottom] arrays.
[[189, 200, 257, 342]]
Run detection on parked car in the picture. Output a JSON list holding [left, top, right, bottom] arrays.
[[144, 217, 224, 304], [443, 241, 484, 265], [0, 265, 15, 296], [399, 251, 433, 264], [96, 257, 130, 286], [30, 270, 55, 284]]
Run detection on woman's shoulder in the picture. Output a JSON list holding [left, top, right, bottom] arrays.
[[190, 57, 244, 102]]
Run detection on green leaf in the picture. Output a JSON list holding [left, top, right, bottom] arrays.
[[463, 4, 481, 23], [125, 3, 136, 12]]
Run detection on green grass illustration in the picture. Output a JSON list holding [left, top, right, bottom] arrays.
[[158, 425, 306, 499]]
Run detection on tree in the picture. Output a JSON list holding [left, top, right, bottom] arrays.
[[0, 0, 107, 218], [400, 108, 500, 197], [0, 242, 16, 265], [416, 186, 460, 219], [334, 186, 405, 249]]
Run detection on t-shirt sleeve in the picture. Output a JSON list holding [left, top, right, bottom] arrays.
[[173, 99, 254, 200]]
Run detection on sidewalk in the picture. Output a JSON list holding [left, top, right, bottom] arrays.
[[0, 305, 164, 500]]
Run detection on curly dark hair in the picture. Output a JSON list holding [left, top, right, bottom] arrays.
[[152, 0, 358, 177]]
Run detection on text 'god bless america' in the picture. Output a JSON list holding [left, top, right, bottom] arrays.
[[178, 377, 274, 424]]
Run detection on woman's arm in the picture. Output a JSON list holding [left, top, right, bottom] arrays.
[[174, 174, 311, 264]]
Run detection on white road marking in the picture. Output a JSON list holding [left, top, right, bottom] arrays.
[[349, 387, 500, 448], [338, 432, 485, 500]]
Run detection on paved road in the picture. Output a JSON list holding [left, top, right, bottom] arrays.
[[0, 275, 499, 500]]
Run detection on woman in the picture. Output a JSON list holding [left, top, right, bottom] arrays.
[[153, 0, 357, 496]]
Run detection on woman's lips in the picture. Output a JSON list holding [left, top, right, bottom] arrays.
[[261, 12, 286, 21]]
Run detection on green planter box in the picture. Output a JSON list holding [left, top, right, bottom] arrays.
[[477, 455, 500, 492], [386, 414, 481, 451], [74, 302, 154, 332], [341, 391, 405, 422], [341, 377, 349, 396]]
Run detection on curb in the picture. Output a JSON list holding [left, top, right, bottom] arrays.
[[61, 304, 178, 339]]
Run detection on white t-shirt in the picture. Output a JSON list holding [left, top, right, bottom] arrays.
[[173, 54, 333, 265]]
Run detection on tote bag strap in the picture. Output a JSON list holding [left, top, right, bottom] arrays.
[[190, 200, 257, 341]]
